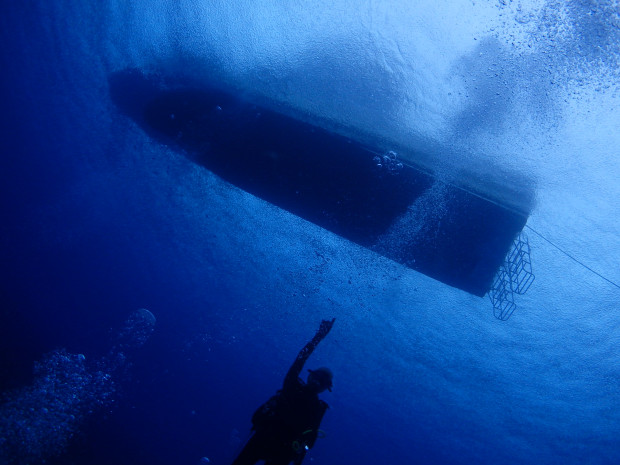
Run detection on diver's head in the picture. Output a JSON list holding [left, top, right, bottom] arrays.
[[307, 367, 333, 393]]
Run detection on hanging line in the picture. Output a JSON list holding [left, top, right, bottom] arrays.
[[524, 224, 620, 290]]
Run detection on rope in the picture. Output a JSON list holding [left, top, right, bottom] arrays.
[[524, 225, 620, 290]]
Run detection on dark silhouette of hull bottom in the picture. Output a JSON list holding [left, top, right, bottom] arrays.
[[110, 69, 529, 297]]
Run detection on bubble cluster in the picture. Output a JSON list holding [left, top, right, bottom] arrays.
[[0, 309, 155, 464], [373, 151, 403, 175], [493, 0, 620, 89], [0, 350, 114, 464], [374, 181, 450, 260]]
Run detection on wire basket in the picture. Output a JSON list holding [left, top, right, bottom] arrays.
[[488, 232, 534, 320]]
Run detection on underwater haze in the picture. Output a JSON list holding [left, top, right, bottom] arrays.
[[1, 1, 619, 464]]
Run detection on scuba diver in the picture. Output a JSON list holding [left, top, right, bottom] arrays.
[[231, 318, 336, 465]]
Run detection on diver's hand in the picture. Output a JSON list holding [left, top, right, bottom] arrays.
[[315, 318, 336, 340]]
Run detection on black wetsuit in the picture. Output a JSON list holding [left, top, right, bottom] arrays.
[[231, 324, 332, 465]]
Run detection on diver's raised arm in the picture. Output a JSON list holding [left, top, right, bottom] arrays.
[[284, 318, 335, 387]]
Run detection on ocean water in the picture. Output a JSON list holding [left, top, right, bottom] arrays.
[[1, 1, 619, 464]]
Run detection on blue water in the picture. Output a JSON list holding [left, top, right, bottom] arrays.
[[1, 1, 619, 464]]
